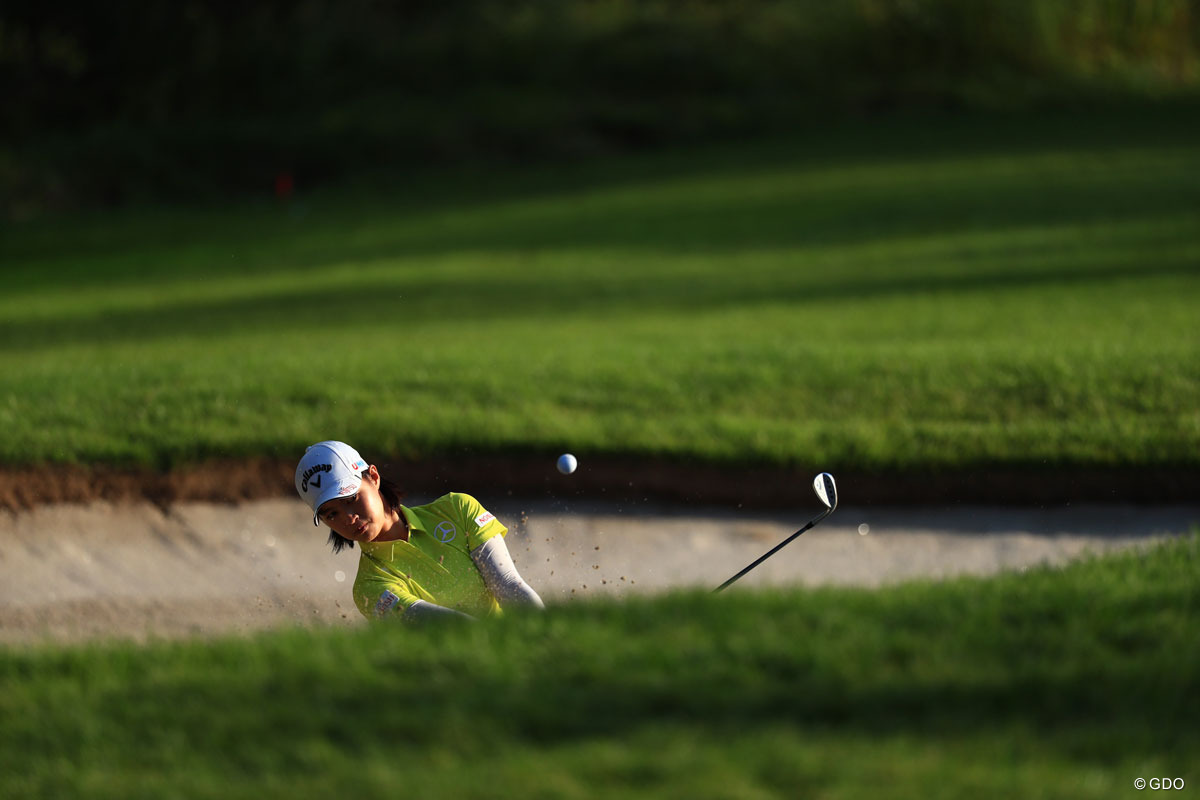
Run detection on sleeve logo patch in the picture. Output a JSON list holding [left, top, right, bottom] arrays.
[[474, 512, 496, 527], [375, 590, 400, 617]]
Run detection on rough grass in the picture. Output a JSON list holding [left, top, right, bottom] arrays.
[[1, 534, 1196, 799], [1, 109, 1198, 471]]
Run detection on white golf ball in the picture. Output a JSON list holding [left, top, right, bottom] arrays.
[[556, 453, 578, 474]]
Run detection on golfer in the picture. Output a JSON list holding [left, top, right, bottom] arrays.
[[295, 440, 544, 622]]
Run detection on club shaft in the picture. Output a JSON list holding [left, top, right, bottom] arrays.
[[713, 507, 833, 593]]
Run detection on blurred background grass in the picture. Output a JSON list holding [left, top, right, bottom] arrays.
[[4, 0, 1199, 216]]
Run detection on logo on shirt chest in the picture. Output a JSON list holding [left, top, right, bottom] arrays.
[[433, 521, 457, 543]]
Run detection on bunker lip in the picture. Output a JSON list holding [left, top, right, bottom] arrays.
[[1, 456, 1195, 512]]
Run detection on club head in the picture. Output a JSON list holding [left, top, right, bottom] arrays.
[[812, 472, 837, 511]]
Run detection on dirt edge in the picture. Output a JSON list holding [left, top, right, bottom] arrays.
[[2, 456, 1194, 512]]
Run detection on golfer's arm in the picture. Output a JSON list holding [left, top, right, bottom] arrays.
[[471, 536, 545, 609], [403, 600, 476, 623], [368, 585, 476, 623]]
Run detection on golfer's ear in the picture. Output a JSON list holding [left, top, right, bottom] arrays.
[[366, 465, 381, 484]]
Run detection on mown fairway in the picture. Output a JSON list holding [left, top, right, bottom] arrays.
[[1, 535, 1195, 799], [2, 109, 1198, 470]]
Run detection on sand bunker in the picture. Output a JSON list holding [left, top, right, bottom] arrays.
[[1, 498, 1194, 644]]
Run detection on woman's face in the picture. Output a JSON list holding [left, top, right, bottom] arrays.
[[317, 465, 391, 543]]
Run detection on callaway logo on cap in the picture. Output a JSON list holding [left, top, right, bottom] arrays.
[[294, 440, 369, 526]]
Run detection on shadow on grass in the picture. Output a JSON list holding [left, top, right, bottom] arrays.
[[3, 105, 1198, 284], [58, 631, 1193, 776], [5, 103, 1199, 264], [6, 533, 1199, 779], [0, 225, 1194, 353]]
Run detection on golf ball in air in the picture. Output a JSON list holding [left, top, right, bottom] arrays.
[[557, 453, 578, 474]]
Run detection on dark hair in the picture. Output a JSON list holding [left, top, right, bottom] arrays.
[[327, 475, 406, 554]]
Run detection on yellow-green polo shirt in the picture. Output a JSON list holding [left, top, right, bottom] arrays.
[[352, 492, 507, 620]]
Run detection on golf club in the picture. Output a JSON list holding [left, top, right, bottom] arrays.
[[713, 472, 838, 593]]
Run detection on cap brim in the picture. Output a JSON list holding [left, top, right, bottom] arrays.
[[311, 474, 364, 526]]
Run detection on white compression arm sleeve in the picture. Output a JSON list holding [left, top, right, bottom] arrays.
[[403, 600, 476, 623], [471, 536, 545, 609]]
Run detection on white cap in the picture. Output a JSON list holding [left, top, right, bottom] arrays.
[[295, 441, 369, 526]]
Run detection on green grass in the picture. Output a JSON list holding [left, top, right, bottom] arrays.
[[2, 109, 1198, 471], [1, 535, 1196, 799]]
